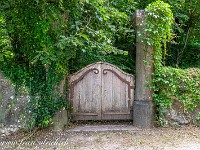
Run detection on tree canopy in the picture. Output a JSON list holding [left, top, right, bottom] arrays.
[[1, 0, 199, 71]]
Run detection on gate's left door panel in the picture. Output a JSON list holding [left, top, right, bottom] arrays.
[[69, 63, 102, 120]]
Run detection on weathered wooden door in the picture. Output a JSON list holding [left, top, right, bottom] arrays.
[[68, 62, 134, 120]]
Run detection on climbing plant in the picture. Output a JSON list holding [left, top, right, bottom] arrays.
[[144, 0, 200, 125], [134, 0, 200, 68], [0, 0, 72, 129]]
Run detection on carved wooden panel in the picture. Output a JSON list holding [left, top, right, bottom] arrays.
[[68, 62, 134, 120]]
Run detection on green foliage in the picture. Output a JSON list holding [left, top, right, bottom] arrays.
[[145, 0, 174, 65], [196, 112, 200, 122], [135, 0, 200, 68], [153, 67, 200, 110], [0, 13, 13, 62], [1, 0, 71, 129], [65, 0, 135, 73], [145, 1, 200, 125], [164, 0, 200, 68]]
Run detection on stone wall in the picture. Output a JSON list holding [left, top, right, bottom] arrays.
[[161, 100, 200, 127], [0, 71, 30, 135], [0, 70, 69, 133]]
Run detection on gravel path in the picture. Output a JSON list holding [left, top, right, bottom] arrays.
[[0, 124, 200, 150]]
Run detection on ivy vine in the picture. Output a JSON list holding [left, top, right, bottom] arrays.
[[145, 0, 200, 125]]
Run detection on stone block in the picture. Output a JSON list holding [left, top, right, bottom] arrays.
[[53, 108, 68, 131], [0, 70, 29, 128], [133, 100, 154, 128], [161, 100, 200, 127]]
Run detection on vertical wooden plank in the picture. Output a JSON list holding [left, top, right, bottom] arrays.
[[112, 67, 122, 112], [101, 63, 113, 117], [119, 74, 127, 111], [91, 63, 102, 118], [130, 75, 135, 110], [81, 70, 92, 112]]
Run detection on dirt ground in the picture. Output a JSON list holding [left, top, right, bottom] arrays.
[[1, 122, 200, 150]]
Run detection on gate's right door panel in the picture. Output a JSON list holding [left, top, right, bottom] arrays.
[[101, 63, 134, 120]]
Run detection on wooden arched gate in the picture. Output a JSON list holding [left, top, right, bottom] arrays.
[[68, 62, 135, 120]]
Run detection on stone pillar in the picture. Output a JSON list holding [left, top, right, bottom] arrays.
[[133, 10, 154, 128]]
